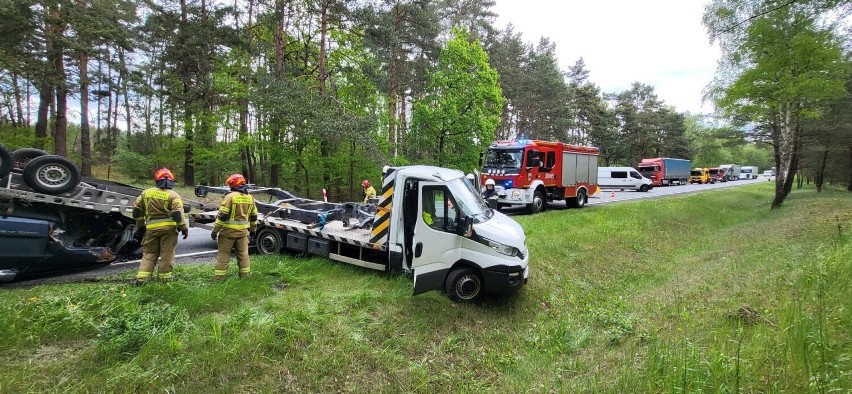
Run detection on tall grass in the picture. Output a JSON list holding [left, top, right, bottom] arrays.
[[0, 183, 849, 393]]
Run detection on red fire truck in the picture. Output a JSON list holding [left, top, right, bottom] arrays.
[[481, 139, 600, 214]]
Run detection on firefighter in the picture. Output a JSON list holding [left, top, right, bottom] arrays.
[[132, 168, 189, 285], [362, 179, 376, 203], [213, 173, 258, 280], [482, 179, 497, 199]]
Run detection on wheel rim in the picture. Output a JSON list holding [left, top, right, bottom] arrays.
[[532, 192, 543, 212], [454, 274, 481, 300], [36, 164, 72, 188], [258, 231, 280, 254], [577, 191, 586, 207]]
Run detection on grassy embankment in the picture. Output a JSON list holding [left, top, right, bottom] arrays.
[[1, 182, 849, 392]]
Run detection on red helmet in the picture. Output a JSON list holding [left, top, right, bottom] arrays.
[[361, 179, 370, 188], [226, 173, 247, 188], [153, 168, 175, 181]]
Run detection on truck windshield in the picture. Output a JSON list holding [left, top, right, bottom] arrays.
[[484, 149, 523, 169], [638, 166, 656, 173], [448, 178, 491, 221], [691, 170, 702, 176]]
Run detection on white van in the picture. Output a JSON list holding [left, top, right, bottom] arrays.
[[598, 167, 653, 192]]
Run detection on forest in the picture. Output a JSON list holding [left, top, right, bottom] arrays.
[[0, 0, 849, 204]]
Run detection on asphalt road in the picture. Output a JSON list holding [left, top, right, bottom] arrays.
[[1, 176, 772, 288]]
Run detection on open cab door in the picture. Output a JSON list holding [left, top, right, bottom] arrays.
[[411, 181, 463, 295]]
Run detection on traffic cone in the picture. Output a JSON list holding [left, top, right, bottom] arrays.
[[610, 191, 615, 198]]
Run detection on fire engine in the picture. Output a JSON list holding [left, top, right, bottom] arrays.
[[481, 139, 600, 214]]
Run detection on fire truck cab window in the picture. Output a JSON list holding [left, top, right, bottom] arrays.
[[525, 150, 540, 168], [541, 151, 556, 171], [421, 186, 458, 233], [484, 149, 522, 170]]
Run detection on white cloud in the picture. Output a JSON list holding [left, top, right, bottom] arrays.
[[492, 0, 721, 113]]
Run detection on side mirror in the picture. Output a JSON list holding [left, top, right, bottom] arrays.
[[456, 215, 473, 238]]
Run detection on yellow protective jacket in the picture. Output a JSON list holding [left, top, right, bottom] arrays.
[[363, 186, 376, 203], [132, 187, 187, 232], [213, 191, 258, 237]]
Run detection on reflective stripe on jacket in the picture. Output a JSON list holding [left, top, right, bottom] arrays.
[[133, 188, 185, 230], [214, 192, 258, 231]]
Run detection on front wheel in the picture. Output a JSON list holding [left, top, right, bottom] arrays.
[[255, 228, 283, 255], [21, 155, 81, 194], [445, 267, 484, 303], [527, 188, 545, 214], [639, 184, 650, 192]]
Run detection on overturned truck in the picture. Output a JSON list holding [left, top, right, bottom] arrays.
[[0, 145, 144, 282]]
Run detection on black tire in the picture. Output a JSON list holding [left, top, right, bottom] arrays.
[[0, 145, 12, 179], [639, 184, 650, 192], [21, 155, 81, 195], [445, 267, 484, 303], [255, 228, 283, 255], [527, 188, 546, 214], [11, 148, 49, 170], [566, 189, 587, 208], [575, 189, 587, 208]]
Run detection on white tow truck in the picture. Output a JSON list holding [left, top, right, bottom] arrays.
[[190, 166, 530, 302]]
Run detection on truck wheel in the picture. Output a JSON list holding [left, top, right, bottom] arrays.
[[639, 184, 650, 192], [21, 155, 81, 195], [445, 267, 484, 302], [0, 145, 11, 179], [566, 189, 586, 208], [527, 188, 545, 214], [11, 148, 49, 170], [255, 228, 282, 255]]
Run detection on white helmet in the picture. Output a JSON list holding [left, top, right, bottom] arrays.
[[466, 173, 475, 181], [485, 179, 495, 186]]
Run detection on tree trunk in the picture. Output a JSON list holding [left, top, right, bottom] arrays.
[[11, 72, 25, 127], [78, 48, 92, 176], [50, 2, 67, 157], [184, 109, 195, 185], [119, 47, 131, 142], [35, 85, 51, 149]]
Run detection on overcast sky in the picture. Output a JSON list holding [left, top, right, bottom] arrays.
[[491, 0, 721, 114]]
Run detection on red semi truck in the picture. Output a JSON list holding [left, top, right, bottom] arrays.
[[637, 157, 691, 186], [481, 139, 600, 214]]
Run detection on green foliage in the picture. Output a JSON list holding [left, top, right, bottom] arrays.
[[410, 27, 504, 171]]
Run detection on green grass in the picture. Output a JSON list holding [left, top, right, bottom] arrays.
[[1, 183, 849, 393]]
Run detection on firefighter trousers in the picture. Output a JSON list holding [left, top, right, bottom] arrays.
[[214, 234, 250, 277], [136, 228, 178, 281]]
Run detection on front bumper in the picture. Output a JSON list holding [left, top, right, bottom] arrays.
[[493, 187, 534, 206], [482, 265, 529, 294]]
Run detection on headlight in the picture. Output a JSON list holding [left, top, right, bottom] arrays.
[[481, 237, 520, 257], [512, 190, 521, 198]]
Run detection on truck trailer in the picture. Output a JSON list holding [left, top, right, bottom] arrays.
[[739, 166, 758, 180], [638, 158, 691, 186], [480, 139, 600, 214], [1, 145, 145, 281], [190, 166, 530, 302]]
